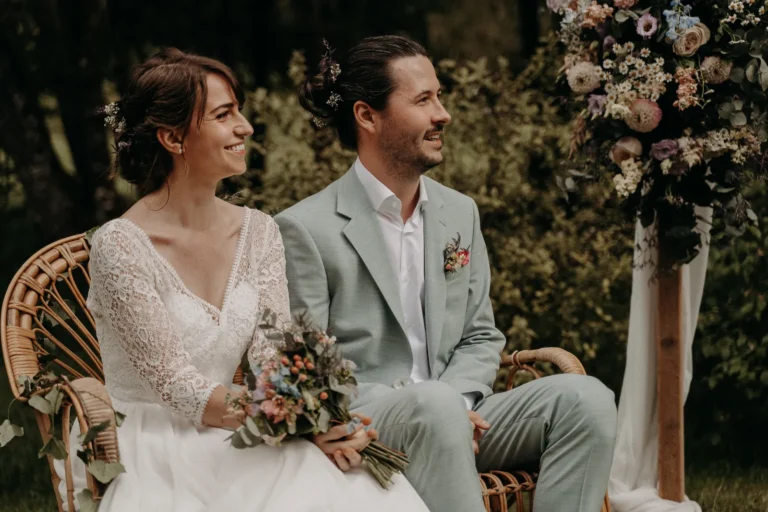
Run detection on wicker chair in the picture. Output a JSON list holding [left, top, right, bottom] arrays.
[[2, 233, 610, 512]]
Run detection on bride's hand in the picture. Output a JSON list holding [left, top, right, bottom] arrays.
[[312, 414, 378, 472]]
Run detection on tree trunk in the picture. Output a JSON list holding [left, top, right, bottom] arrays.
[[37, 0, 126, 228], [0, 47, 78, 241]]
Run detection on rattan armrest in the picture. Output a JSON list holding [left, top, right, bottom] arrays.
[[65, 377, 120, 464], [500, 348, 586, 391], [501, 348, 586, 375]]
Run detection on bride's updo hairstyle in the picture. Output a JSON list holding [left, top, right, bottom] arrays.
[[106, 48, 244, 196], [299, 36, 427, 150]]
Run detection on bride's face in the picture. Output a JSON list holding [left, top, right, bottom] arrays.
[[182, 73, 253, 181]]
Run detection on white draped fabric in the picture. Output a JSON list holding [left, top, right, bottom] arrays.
[[608, 207, 713, 512]]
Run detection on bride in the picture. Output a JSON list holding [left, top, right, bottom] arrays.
[[84, 48, 430, 511]]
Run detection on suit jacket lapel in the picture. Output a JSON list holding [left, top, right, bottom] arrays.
[[337, 168, 408, 336], [423, 180, 447, 375]]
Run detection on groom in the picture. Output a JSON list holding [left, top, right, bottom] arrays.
[[275, 35, 617, 512]]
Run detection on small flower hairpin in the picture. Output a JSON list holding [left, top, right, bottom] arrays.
[[329, 63, 341, 83], [326, 92, 343, 110], [101, 102, 126, 134], [322, 39, 341, 84], [444, 233, 471, 274]]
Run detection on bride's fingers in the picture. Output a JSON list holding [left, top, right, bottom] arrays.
[[333, 450, 351, 471], [366, 428, 379, 441], [323, 428, 370, 453], [343, 447, 363, 468]]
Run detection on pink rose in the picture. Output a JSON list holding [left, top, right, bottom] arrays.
[[610, 137, 643, 164]]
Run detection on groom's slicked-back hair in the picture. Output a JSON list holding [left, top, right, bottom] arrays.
[[299, 35, 428, 149]]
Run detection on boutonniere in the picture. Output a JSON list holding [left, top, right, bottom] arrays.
[[443, 233, 470, 274]]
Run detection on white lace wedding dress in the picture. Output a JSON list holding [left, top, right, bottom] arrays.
[[69, 207, 429, 512]]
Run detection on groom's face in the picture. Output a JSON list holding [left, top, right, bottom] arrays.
[[377, 56, 452, 176]]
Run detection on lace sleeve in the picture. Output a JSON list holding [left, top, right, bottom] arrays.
[[247, 217, 291, 368], [88, 224, 218, 425]]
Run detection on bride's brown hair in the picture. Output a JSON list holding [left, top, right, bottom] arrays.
[[109, 48, 244, 196]]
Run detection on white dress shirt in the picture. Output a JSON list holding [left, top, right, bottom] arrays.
[[355, 158, 475, 409]]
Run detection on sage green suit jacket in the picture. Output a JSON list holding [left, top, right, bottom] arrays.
[[275, 167, 506, 408]]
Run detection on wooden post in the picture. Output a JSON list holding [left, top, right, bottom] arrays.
[[656, 242, 685, 502]]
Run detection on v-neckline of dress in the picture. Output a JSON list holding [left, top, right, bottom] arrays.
[[116, 208, 251, 319]]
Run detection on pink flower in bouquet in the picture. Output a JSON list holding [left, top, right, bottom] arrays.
[[673, 67, 699, 111], [582, 2, 615, 29], [609, 137, 643, 164], [614, 0, 636, 9], [672, 23, 710, 57], [566, 62, 602, 94], [636, 14, 658, 39], [546, 0, 569, 12], [700, 57, 733, 84], [650, 140, 680, 161], [603, 35, 617, 53], [625, 99, 662, 133], [588, 94, 607, 116], [260, 396, 289, 423]]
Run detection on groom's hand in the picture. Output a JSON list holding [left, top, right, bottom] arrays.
[[468, 411, 491, 455]]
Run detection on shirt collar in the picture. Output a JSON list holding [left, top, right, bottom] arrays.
[[354, 157, 429, 216]]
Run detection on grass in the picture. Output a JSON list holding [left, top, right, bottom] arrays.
[[1, 466, 765, 511]]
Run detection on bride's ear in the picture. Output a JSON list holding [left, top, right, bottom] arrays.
[[157, 128, 184, 155]]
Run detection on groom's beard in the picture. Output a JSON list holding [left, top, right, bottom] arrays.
[[379, 127, 444, 181]]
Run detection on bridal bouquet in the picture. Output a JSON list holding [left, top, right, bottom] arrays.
[[549, 0, 768, 267], [226, 309, 409, 488]]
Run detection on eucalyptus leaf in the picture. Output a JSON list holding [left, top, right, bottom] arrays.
[[50, 302, 71, 324], [45, 387, 64, 415], [229, 428, 248, 449], [0, 419, 24, 447], [746, 59, 759, 82], [302, 390, 317, 411], [245, 416, 261, 437], [564, 177, 577, 192], [87, 460, 126, 484], [614, 10, 630, 23], [77, 489, 98, 512], [28, 394, 53, 415], [330, 383, 354, 395], [114, 411, 126, 427], [238, 427, 254, 446], [718, 102, 735, 118], [317, 407, 331, 432], [84, 226, 100, 246], [759, 59, 768, 91], [731, 112, 748, 127], [747, 209, 758, 222], [78, 420, 111, 445], [39, 437, 68, 460], [76, 448, 92, 466], [730, 67, 746, 84], [288, 421, 297, 435]]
